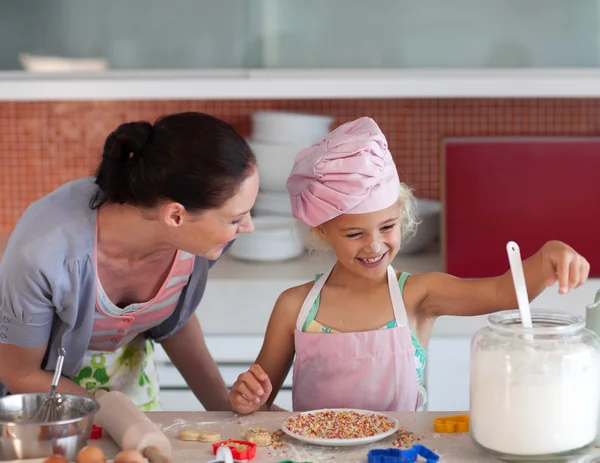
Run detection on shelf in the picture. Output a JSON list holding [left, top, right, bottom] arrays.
[[4, 69, 600, 101]]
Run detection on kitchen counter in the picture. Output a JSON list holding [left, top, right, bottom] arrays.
[[29, 411, 597, 463], [4, 68, 600, 101], [201, 246, 600, 338]]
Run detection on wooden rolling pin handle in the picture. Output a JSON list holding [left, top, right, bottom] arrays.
[[143, 445, 174, 463]]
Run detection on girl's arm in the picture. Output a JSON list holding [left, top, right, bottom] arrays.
[[230, 285, 304, 414], [413, 240, 589, 318]]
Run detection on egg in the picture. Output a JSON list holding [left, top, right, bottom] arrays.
[[43, 456, 69, 463], [113, 449, 145, 463], [76, 445, 106, 463]]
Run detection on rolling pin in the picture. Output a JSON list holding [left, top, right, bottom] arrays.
[[94, 390, 173, 463]]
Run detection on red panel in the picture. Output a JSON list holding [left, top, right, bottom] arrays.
[[444, 137, 600, 278]]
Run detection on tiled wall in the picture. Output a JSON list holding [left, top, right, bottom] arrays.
[[1, 98, 599, 233]]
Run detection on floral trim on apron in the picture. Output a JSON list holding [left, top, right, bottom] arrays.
[[72, 335, 161, 411]]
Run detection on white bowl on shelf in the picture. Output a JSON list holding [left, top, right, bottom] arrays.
[[252, 111, 333, 145], [229, 216, 304, 262], [399, 199, 441, 255], [248, 139, 304, 192], [19, 52, 109, 73], [252, 191, 293, 217]]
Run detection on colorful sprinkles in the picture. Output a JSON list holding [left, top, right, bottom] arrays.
[[392, 428, 424, 448], [244, 428, 287, 449], [283, 410, 396, 440]]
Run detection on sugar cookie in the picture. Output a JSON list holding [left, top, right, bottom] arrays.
[[196, 430, 222, 443], [179, 428, 203, 441], [245, 428, 272, 446], [178, 428, 222, 443]]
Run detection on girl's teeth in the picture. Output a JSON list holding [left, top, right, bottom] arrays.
[[360, 255, 383, 264]]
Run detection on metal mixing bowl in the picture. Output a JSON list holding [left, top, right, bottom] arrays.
[[0, 393, 99, 460]]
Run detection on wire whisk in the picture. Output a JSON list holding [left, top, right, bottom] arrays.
[[31, 347, 66, 422]]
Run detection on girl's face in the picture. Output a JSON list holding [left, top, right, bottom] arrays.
[[317, 203, 402, 280]]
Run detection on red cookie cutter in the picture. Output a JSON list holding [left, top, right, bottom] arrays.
[[89, 425, 103, 440], [212, 439, 257, 461]]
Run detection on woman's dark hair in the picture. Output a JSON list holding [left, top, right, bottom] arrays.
[[90, 112, 256, 211]]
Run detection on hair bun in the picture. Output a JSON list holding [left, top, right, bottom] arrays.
[[103, 121, 153, 162]]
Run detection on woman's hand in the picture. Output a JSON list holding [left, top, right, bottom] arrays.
[[539, 240, 590, 294], [229, 364, 273, 415]]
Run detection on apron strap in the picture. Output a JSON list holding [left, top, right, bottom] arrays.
[[295, 264, 335, 331], [387, 266, 409, 327]]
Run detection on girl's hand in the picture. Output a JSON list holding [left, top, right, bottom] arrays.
[[541, 241, 590, 294], [229, 364, 273, 414]]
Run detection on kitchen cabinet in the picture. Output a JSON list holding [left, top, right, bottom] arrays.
[[1, 0, 598, 71], [154, 333, 472, 412], [152, 250, 599, 411], [155, 337, 293, 412], [424, 337, 471, 411]]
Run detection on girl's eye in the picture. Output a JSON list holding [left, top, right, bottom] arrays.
[[381, 224, 396, 231], [346, 232, 362, 239]]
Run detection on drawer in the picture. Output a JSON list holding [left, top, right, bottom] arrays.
[[153, 335, 264, 364], [160, 389, 205, 411], [159, 388, 293, 412], [157, 363, 294, 388]]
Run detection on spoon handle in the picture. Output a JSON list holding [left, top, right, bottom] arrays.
[[506, 241, 533, 328]]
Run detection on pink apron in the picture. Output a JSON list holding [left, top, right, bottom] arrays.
[[292, 265, 420, 412]]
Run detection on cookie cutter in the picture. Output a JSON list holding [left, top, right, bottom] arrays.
[[212, 439, 257, 461], [368, 445, 440, 463], [433, 414, 470, 433], [89, 424, 103, 439]]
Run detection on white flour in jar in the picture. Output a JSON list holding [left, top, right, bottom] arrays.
[[471, 345, 600, 456]]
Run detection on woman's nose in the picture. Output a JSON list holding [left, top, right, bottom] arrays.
[[240, 215, 254, 234]]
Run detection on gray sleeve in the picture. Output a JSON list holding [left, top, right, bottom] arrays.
[[146, 240, 234, 342], [0, 250, 57, 348]]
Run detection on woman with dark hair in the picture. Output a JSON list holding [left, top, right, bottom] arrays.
[[0, 112, 258, 410]]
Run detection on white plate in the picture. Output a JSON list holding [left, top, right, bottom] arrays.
[[281, 408, 399, 447]]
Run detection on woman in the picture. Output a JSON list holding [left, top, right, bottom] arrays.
[[0, 112, 258, 411]]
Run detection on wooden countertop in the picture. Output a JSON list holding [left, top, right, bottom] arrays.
[[13, 411, 592, 463]]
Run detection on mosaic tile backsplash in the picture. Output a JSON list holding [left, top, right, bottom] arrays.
[[1, 98, 599, 233]]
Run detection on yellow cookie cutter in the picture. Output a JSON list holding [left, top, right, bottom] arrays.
[[433, 415, 470, 433]]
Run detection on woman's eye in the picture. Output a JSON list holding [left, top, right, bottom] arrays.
[[231, 218, 242, 225]]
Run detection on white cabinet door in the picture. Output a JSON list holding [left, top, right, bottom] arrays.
[[160, 390, 206, 411], [425, 337, 471, 411], [272, 390, 293, 411], [159, 389, 293, 412]]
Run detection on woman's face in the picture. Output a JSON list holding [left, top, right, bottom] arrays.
[[162, 167, 259, 260]]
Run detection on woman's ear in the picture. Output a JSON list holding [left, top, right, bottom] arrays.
[[162, 202, 186, 227]]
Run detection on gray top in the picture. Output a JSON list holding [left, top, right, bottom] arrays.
[[0, 177, 230, 395]]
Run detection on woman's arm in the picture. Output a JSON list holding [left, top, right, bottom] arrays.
[[414, 240, 589, 318], [161, 316, 230, 411], [0, 343, 93, 397]]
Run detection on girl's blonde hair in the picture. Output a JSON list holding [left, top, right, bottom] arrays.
[[296, 181, 420, 254]]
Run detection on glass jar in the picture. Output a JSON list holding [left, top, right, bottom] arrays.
[[470, 310, 600, 462]]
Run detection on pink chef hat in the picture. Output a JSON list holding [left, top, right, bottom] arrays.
[[286, 117, 401, 227]]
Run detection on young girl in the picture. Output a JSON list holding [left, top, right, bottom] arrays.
[[229, 117, 589, 414]]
